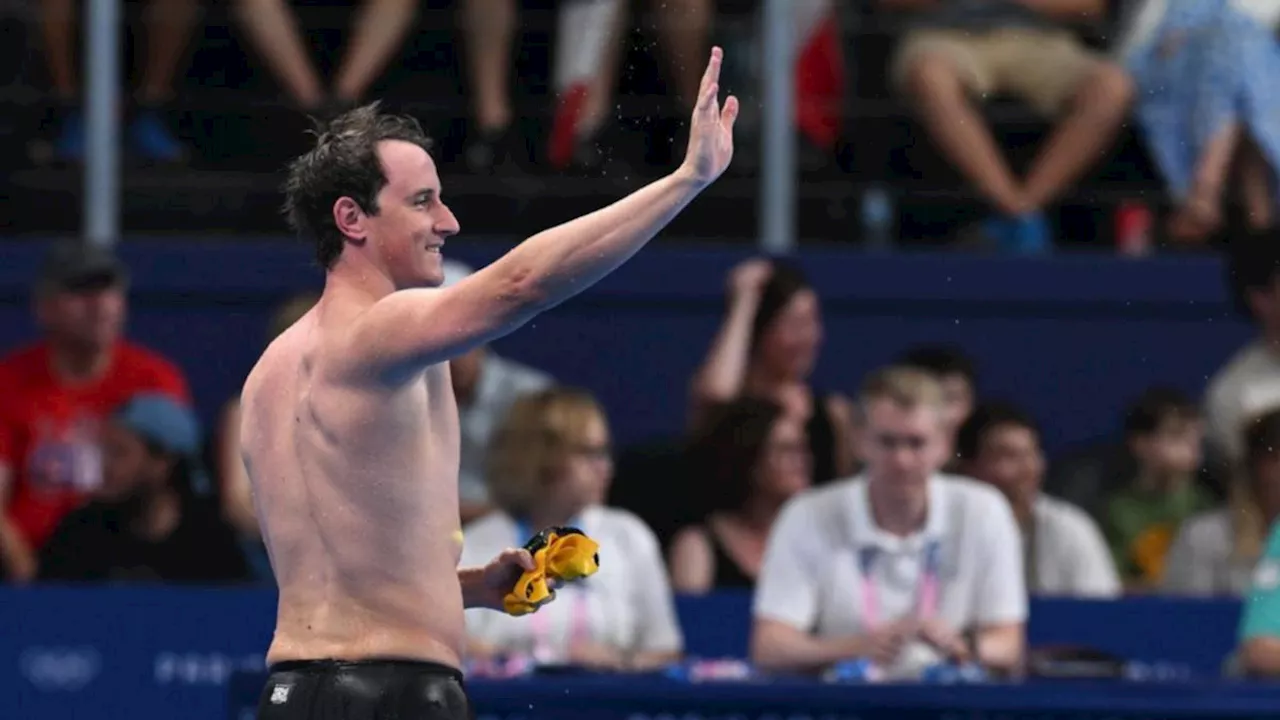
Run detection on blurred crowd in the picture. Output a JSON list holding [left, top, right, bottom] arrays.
[[6, 228, 1280, 679], [15, 0, 1280, 249], [9, 0, 1280, 689]]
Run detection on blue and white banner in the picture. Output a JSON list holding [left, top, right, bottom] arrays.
[[0, 587, 1250, 720]]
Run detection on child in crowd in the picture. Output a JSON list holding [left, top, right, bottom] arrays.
[[1104, 388, 1214, 590]]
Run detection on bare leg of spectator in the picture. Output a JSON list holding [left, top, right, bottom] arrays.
[[905, 54, 1026, 215], [554, 0, 630, 174], [122, 0, 201, 163], [331, 0, 418, 104], [461, 0, 517, 171], [234, 0, 326, 109], [650, 0, 712, 112], [38, 0, 76, 100], [138, 0, 200, 104], [1020, 64, 1133, 211], [1169, 123, 1239, 242], [576, 0, 628, 139], [1238, 138, 1275, 230], [462, 0, 516, 133]]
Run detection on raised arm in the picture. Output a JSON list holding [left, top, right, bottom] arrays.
[[688, 259, 771, 429], [350, 49, 740, 385]]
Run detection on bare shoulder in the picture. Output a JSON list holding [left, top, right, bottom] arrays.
[[241, 337, 287, 408], [240, 316, 317, 420]]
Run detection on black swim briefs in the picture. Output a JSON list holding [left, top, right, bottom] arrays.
[[256, 659, 473, 720]]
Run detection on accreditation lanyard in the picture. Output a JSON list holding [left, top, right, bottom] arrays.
[[857, 539, 941, 629], [515, 518, 591, 661]]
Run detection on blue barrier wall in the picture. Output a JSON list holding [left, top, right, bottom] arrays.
[[0, 587, 1245, 720], [0, 240, 1251, 452]]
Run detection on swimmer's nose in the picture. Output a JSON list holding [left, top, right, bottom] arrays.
[[435, 202, 460, 237]]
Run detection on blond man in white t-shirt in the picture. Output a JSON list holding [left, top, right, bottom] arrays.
[[751, 366, 1026, 679]]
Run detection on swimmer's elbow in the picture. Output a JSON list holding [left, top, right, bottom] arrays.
[[490, 260, 556, 316]]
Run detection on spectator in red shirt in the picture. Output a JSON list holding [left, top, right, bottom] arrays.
[[37, 392, 251, 584], [0, 240, 189, 582]]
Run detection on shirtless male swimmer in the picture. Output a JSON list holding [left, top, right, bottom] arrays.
[[243, 48, 738, 719]]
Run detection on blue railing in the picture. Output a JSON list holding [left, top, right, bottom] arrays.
[[0, 586, 1249, 720], [0, 240, 1250, 454]]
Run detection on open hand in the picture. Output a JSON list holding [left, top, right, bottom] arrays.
[[728, 258, 772, 299], [679, 47, 739, 187]]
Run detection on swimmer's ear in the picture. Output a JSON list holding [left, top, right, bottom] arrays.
[[332, 196, 368, 243]]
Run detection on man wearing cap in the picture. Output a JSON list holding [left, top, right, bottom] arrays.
[[442, 260, 553, 523], [0, 240, 190, 582], [37, 392, 250, 582]]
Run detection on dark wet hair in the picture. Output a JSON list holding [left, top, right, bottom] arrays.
[[283, 102, 434, 269]]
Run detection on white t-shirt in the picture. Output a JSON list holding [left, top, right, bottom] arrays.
[[753, 473, 1027, 678], [1162, 508, 1256, 597], [1030, 495, 1121, 598], [1204, 340, 1280, 464], [457, 354, 552, 504], [461, 505, 683, 661]]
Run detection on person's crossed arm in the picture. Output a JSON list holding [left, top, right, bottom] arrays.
[[749, 499, 911, 672]]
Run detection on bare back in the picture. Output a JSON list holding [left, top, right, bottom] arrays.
[[240, 294, 466, 668]]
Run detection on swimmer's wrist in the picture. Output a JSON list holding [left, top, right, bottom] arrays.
[[671, 164, 712, 193], [457, 566, 489, 609]]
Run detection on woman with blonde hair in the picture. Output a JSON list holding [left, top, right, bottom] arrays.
[[1163, 407, 1280, 595], [461, 387, 683, 671]]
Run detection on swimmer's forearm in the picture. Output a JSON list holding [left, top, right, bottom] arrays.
[[457, 566, 490, 609], [500, 168, 707, 309], [341, 169, 711, 378]]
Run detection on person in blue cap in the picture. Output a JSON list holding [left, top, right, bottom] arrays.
[[36, 393, 251, 583]]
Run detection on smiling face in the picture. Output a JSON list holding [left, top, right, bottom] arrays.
[[346, 140, 461, 289]]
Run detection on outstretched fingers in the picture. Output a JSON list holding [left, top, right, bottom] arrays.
[[698, 46, 723, 95], [696, 47, 724, 114], [720, 95, 740, 132]]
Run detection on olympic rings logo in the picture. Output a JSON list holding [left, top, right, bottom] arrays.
[[19, 646, 102, 692]]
